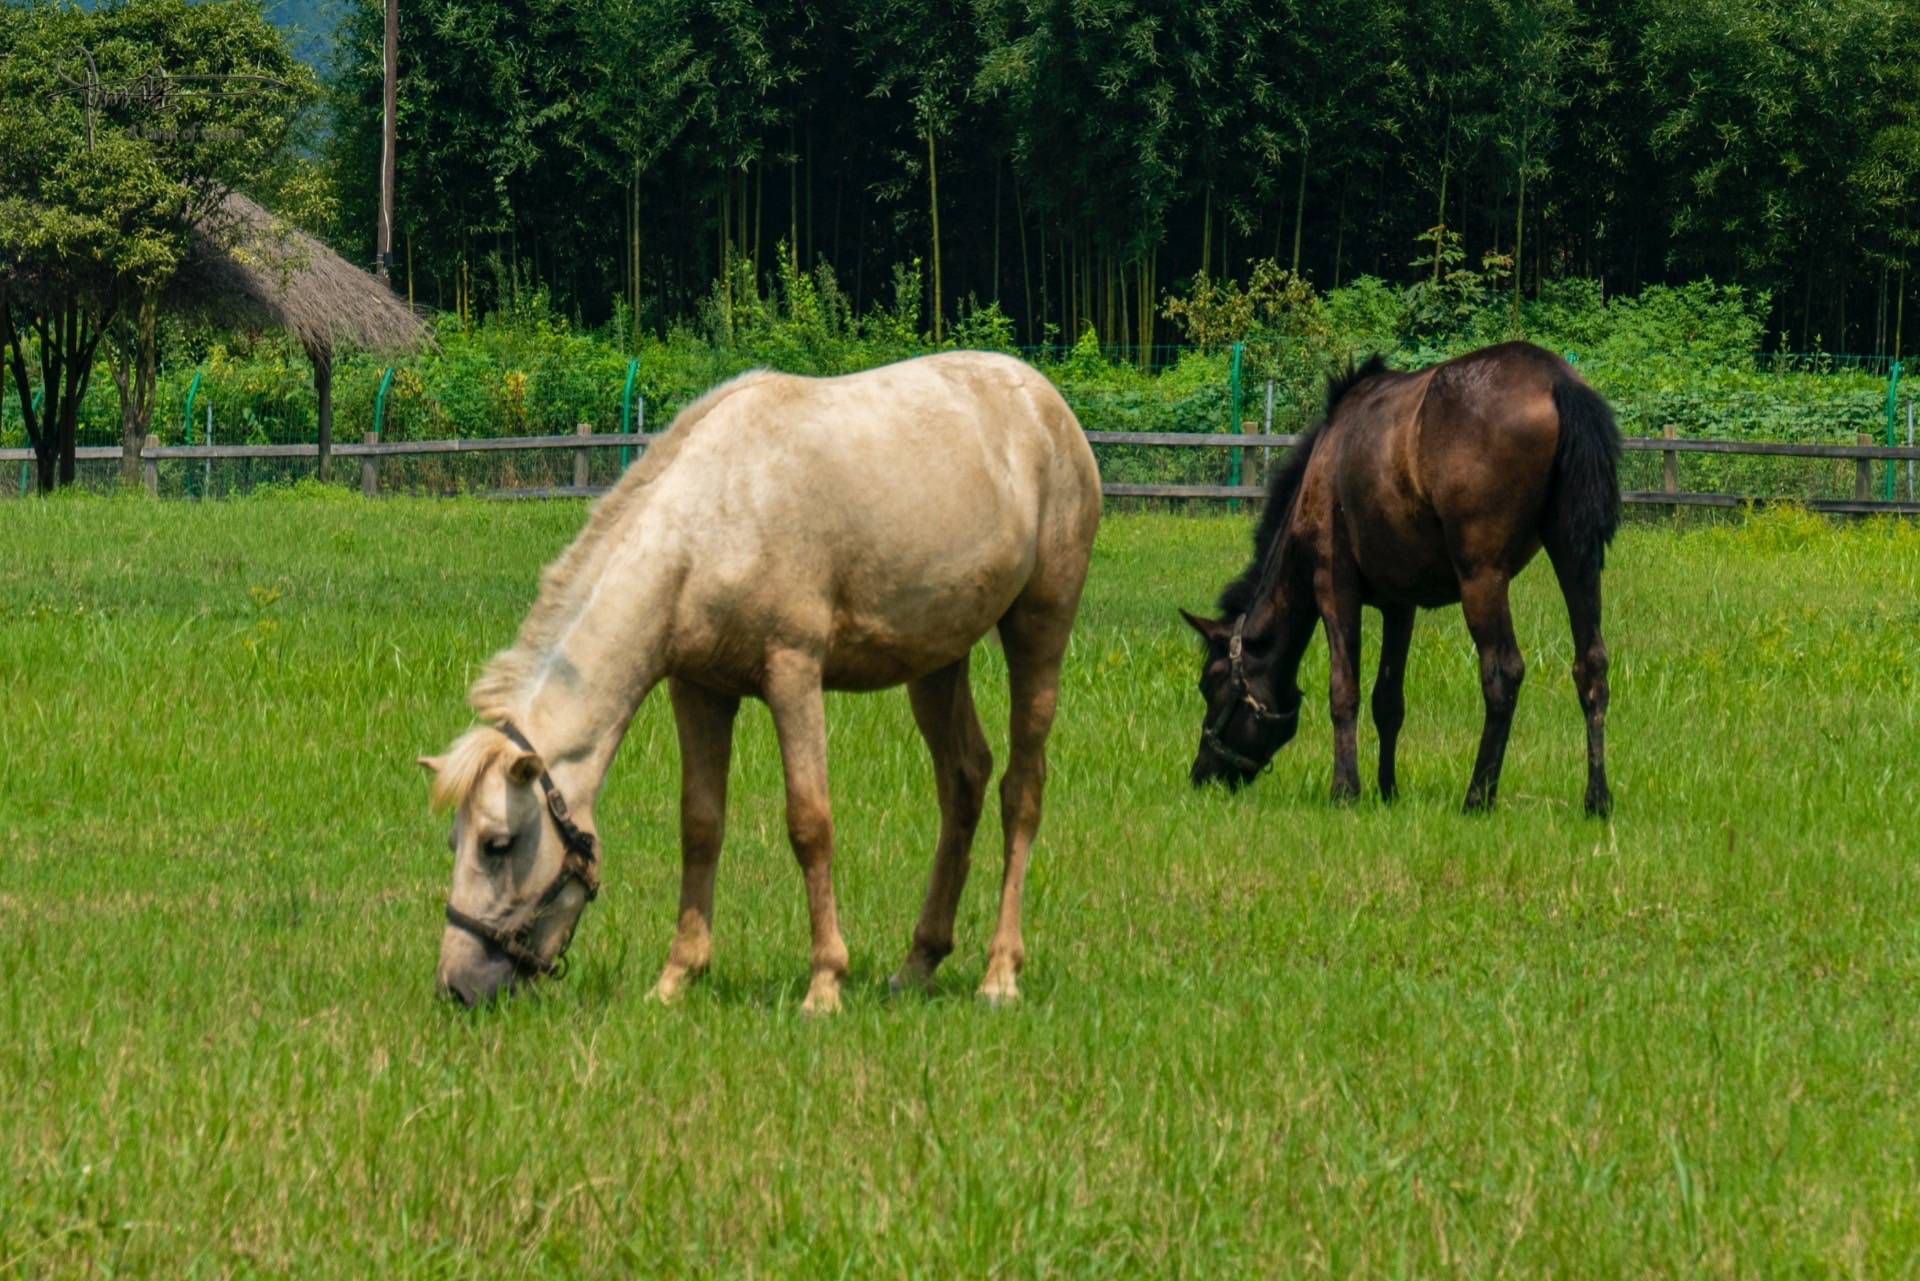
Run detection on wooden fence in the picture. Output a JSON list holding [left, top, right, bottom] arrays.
[[6, 425, 1920, 514]]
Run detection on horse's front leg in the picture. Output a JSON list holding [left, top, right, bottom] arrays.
[[1316, 547, 1365, 803], [653, 677, 739, 1004], [764, 651, 849, 1015]]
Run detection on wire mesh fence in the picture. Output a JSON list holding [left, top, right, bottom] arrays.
[[5, 342, 1919, 504]]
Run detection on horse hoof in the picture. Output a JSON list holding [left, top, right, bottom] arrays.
[[889, 959, 936, 996], [801, 978, 843, 1017], [977, 964, 1020, 1005]]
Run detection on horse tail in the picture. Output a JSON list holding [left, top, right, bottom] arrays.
[[1547, 376, 1622, 579]]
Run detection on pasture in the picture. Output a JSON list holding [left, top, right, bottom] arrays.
[[3, 493, 1918, 1276]]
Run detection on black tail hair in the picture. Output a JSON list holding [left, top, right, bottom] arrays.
[[1548, 377, 1622, 579]]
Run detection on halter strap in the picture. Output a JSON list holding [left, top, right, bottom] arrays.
[[1201, 615, 1299, 774], [441, 721, 601, 979]]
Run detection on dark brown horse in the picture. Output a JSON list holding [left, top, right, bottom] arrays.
[[1182, 341, 1621, 814]]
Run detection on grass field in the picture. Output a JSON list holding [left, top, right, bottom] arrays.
[[3, 493, 1919, 1277]]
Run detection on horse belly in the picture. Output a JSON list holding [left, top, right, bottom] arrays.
[[820, 474, 1039, 690], [1340, 464, 1459, 607]]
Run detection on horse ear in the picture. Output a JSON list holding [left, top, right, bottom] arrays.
[[1178, 608, 1225, 641], [505, 751, 544, 787], [416, 755, 445, 775]]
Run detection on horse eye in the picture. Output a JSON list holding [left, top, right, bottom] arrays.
[[483, 835, 515, 856]]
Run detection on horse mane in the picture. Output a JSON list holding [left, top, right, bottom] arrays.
[[1216, 353, 1389, 619], [427, 725, 516, 812], [467, 368, 781, 721]]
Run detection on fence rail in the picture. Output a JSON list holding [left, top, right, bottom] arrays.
[[6, 427, 1920, 513]]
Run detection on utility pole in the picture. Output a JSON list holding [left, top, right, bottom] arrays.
[[377, 0, 396, 282]]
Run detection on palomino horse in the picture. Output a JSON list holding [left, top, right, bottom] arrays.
[[1183, 341, 1620, 814], [420, 352, 1101, 1012]]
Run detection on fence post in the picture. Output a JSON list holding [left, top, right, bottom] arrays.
[[1227, 342, 1243, 511], [1856, 432, 1873, 501], [361, 431, 379, 498], [142, 434, 158, 498], [574, 421, 591, 490], [1662, 424, 1678, 505], [1887, 361, 1904, 501], [620, 357, 640, 469]]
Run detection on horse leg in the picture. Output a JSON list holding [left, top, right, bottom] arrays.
[[891, 656, 993, 994], [1316, 553, 1365, 802], [1373, 603, 1415, 801], [764, 651, 849, 1015], [651, 678, 739, 1003], [981, 599, 1074, 1004], [1545, 544, 1612, 817], [1460, 571, 1525, 811]]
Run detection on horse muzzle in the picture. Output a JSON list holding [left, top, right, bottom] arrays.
[[435, 926, 520, 1007]]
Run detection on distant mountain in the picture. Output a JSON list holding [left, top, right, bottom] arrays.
[[263, 0, 341, 68], [73, 0, 342, 67]]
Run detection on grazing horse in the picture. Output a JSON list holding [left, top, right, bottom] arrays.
[[1183, 341, 1620, 814], [420, 352, 1102, 1012]]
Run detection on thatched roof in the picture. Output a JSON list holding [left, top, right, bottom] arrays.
[[168, 192, 431, 362]]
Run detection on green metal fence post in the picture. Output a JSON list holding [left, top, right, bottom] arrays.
[[620, 357, 639, 469], [181, 370, 202, 497], [373, 367, 395, 438], [1885, 361, 1902, 501], [1228, 341, 1244, 512]]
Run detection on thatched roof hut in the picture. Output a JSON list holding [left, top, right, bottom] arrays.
[[168, 192, 432, 476]]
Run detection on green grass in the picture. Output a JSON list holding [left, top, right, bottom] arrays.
[[3, 493, 1918, 1277]]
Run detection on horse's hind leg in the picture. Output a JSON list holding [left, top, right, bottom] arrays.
[[891, 656, 993, 994], [654, 678, 740, 1003], [1544, 542, 1612, 817], [1459, 571, 1525, 811], [981, 591, 1080, 1004], [1373, 604, 1415, 801], [764, 651, 849, 1015]]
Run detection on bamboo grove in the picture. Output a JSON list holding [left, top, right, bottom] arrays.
[[322, 0, 1920, 354]]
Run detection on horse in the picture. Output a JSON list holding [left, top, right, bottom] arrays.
[[1182, 340, 1621, 814], [419, 352, 1102, 1012]]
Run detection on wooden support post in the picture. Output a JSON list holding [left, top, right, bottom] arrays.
[[142, 434, 158, 498], [1662, 424, 1678, 504], [361, 432, 379, 498], [574, 421, 590, 490], [1856, 432, 1873, 501]]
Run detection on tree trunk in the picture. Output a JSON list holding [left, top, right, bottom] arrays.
[[378, 0, 397, 280], [1333, 175, 1349, 288], [1200, 184, 1212, 280], [1015, 172, 1034, 344], [1291, 140, 1308, 275], [927, 128, 943, 343], [112, 294, 159, 489], [1512, 166, 1526, 324], [993, 158, 1002, 306], [313, 349, 334, 483], [1434, 113, 1453, 284], [1897, 264, 1907, 361]]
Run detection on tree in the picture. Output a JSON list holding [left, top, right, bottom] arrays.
[[0, 0, 314, 490]]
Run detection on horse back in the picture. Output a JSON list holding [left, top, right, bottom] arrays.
[[1329, 342, 1566, 604]]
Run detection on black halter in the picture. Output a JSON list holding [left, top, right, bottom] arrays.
[[442, 721, 601, 979], [1200, 615, 1298, 775]]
